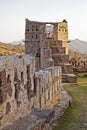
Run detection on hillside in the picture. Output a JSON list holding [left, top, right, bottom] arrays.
[[0, 39, 87, 59], [68, 39, 87, 54], [68, 39, 87, 62], [0, 42, 24, 55]]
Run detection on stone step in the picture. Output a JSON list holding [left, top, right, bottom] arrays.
[[62, 74, 77, 83], [50, 46, 65, 54], [45, 58, 54, 68], [48, 39, 63, 47], [51, 47, 59, 54], [62, 74, 68, 83], [52, 54, 69, 63], [44, 49, 52, 58], [67, 74, 77, 83], [61, 64, 73, 74], [48, 41, 62, 47], [49, 42, 57, 47], [56, 40, 63, 47], [48, 39, 66, 55]]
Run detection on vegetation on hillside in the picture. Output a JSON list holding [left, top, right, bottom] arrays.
[[0, 42, 24, 55]]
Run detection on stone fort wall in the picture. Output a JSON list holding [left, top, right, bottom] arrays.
[[25, 19, 77, 83], [0, 55, 62, 128], [0, 19, 76, 129]]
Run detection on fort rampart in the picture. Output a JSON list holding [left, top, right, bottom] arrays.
[[0, 55, 62, 128]]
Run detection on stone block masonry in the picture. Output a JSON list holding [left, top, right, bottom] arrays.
[[0, 55, 62, 129], [1, 89, 71, 130], [25, 19, 77, 83], [35, 66, 62, 109], [0, 18, 77, 130]]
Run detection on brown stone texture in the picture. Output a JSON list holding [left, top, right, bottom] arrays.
[[6, 102, 11, 114], [0, 70, 7, 103], [70, 58, 87, 72], [0, 18, 77, 129], [1, 90, 71, 130], [35, 66, 62, 109], [25, 19, 77, 83], [0, 55, 36, 128], [0, 55, 62, 129]]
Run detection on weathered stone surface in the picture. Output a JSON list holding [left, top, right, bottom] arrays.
[[1, 89, 71, 130], [70, 58, 87, 72], [0, 55, 36, 128], [33, 109, 55, 123], [0, 18, 76, 129], [25, 19, 77, 83], [6, 102, 11, 114], [0, 55, 62, 129]]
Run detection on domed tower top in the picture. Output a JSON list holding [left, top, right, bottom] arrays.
[[63, 19, 67, 23]]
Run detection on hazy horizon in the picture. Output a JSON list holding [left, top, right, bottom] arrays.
[[0, 0, 87, 43]]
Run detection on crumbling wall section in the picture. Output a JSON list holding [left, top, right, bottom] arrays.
[[35, 66, 62, 109], [0, 55, 37, 128], [25, 19, 54, 70], [0, 55, 62, 129]]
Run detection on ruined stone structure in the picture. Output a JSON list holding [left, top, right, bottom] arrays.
[[57, 20, 68, 55], [25, 19, 76, 83], [0, 19, 76, 129], [0, 55, 62, 129], [2, 90, 71, 130], [70, 58, 87, 72]]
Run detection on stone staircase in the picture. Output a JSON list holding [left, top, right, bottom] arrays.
[[47, 38, 77, 83]]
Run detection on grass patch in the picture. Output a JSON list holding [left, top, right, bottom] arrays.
[[53, 73, 87, 130]]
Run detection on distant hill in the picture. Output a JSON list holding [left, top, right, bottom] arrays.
[[68, 39, 87, 54], [0, 42, 24, 55], [0, 38, 87, 59], [8, 40, 24, 45], [68, 39, 87, 61]]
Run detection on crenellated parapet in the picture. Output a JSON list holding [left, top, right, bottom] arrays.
[[0, 55, 62, 128]]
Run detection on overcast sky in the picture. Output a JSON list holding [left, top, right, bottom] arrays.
[[0, 0, 87, 42]]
